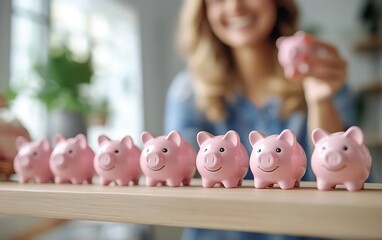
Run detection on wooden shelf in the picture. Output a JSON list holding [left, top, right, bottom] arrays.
[[0, 180, 381, 239], [365, 134, 382, 147], [357, 81, 382, 96], [354, 34, 382, 52]]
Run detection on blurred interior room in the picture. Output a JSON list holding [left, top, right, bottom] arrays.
[[0, 0, 381, 239]]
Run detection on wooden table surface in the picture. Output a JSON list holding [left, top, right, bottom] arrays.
[[0, 179, 381, 239]]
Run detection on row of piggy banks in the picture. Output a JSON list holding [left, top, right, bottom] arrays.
[[14, 126, 372, 191]]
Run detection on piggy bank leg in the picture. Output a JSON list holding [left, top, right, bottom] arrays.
[[18, 176, 27, 184], [145, 177, 158, 187], [254, 179, 272, 189], [87, 177, 93, 184], [132, 178, 139, 186], [35, 176, 49, 184], [238, 179, 243, 186], [316, 179, 336, 191], [99, 177, 112, 186], [116, 178, 131, 186], [294, 180, 301, 188], [182, 178, 191, 186], [222, 179, 240, 188], [201, 178, 216, 188], [54, 177, 65, 184], [278, 179, 295, 190], [344, 181, 364, 192], [71, 178, 84, 185], [167, 177, 182, 187]]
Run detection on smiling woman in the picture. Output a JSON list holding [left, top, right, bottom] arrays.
[[165, 0, 356, 239], [205, 0, 278, 47]]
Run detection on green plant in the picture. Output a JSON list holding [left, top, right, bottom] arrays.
[[33, 46, 94, 114]]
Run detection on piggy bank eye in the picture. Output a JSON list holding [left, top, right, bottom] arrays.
[[32, 151, 38, 157], [321, 146, 326, 151], [203, 147, 208, 152], [68, 149, 74, 155], [275, 148, 281, 153], [162, 148, 168, 153], [219, 147, 225, 152], [257, 148, 262, 153], [114, 149, 119, 154], [146, 148, 150, 153], [343, 146, 348, 151]]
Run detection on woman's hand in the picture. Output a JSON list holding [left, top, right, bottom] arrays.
[[300, 40, 347, 133], [302, 40, 347, 104]]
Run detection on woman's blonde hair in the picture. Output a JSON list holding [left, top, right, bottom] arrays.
[[177, 0, 305, 121]]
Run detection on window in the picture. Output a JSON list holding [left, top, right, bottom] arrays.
[[10, 0, 50, 139], [10, 0, 143, 147]]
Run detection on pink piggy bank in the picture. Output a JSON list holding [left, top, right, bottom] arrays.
[[94, 135, 141, 186], [50, 134, 95, 184], [277, 31, 314, 80], [14, 137, 53, 183], [196, 130, 249, 188], [140, 131, 196, 187], [249, 129, 307, 190], [311, 126, 372, 191]]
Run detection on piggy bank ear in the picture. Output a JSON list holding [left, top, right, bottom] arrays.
[[121, 135, 134, 149], [166, 131, 182, 147], [223, 130, 240, 147], [15, 136, 28, 150], [278, 129, 296, 146], [311, 128, 329, 146], [248, 131, 265, 147], [344, 126, 364, 145], [98, 135, 111, 146], [74, 134, 88, 149], [276, 36, 286, 48], [141, 131, 155, 147], [38, 139, 51, 152], [197, 131, 213, 147], [54, 134, 66, 146]]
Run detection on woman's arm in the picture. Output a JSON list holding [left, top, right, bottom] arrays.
[[305, 93, 344, 133], [302, 40, 354, 133]]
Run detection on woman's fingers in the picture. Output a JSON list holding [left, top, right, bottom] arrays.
[[306, 57, 347, 79], [312, 40, 338, 56], [297, 40, 347, 82]]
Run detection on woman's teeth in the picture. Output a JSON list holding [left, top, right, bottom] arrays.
[[228, 16, 253, 29]]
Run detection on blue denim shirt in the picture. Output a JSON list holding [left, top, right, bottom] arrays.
[[164, 71, 356, 240]]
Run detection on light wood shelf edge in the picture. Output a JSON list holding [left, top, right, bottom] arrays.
[[0, 180, 381, 239]]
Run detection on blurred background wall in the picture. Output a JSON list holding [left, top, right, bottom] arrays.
[[0, 0, 12, 92], [0, 0, 381, 239]]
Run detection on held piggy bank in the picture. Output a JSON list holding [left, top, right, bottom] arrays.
[[311, 126, 372, 191], [94, 135, 141, 186], [249, 129, 307, 190], [50, 134, 95, 184], [196, 130, 249, 188], [14, 137, 53, 183], [140, 131, 196, 187], [277, 31, 315, 80]]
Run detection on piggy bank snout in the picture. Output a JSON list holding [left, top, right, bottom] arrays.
[[53, 155, 66, 166], [258, 153, 278, 169], [324, 151, 343, 168], [98, 153, 115, 168], [19, 156, 31, 167], [204, 153, 222, 169], [146, 153, 164, 168]]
